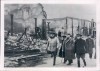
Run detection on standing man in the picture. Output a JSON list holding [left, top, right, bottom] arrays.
[[74, 34, 87, 67], [86, 35, 94, 59], [47, 29, 60, 66], [63, 34, 75, 65]]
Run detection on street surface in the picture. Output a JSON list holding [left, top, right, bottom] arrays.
[[36, 48, 96, 67]]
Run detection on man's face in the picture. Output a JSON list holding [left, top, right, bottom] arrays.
[[77, 36, 80, 39], [88, 36, 91, 38], [49, 33, 55, 38], [67, 35, 70, 38]]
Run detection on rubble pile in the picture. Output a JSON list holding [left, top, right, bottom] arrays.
[[4, 34, 48, 67], [5, 34, 47, 55]]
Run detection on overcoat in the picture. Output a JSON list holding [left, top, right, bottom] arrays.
[[74, 38, 86, 54], [86, 38, 94, 54], [47, 37, 59, 53], [63, 38, 75, 60]]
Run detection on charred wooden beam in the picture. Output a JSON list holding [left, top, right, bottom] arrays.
[[71, 18, 74, 37], [45, 16, 93, 23], [47, 22, 50, 32], [42, 19, 46, 39], [10, 14, 13, 36], [34, 18, 37, 35], [65, 18, 67, 34]]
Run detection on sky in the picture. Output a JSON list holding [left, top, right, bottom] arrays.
[[5, 4, 96, 21], [43, 4, 96, 21], [4, 4, 96, 35]]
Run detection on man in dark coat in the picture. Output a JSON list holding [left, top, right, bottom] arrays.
[[74, 34, 87, 67], [86, 35, 94, 59], [63, 34, 75, 65]]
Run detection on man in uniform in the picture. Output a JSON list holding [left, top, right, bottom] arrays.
[[74, 34, 87, 67], [86, 35, 94, 59]]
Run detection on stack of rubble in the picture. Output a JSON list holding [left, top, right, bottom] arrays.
[[5, 34, 47, 54]]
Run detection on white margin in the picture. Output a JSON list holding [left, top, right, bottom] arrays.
[[1, 0, 100, 71]]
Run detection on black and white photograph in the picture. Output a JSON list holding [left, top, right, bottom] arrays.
[[3, 3, 97, 68]]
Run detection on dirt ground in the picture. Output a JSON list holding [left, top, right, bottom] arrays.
[[4, 48, 96, 67]]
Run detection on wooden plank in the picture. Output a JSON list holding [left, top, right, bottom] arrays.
[[10, 54, 41, 61]]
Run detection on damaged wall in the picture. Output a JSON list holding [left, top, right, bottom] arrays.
[[4, 4, 47, 34]]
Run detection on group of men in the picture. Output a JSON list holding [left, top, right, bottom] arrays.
[[46, 29, 96, 67]]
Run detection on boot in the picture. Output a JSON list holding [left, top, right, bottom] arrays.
[[77, 60, 80, 67], [83, 59, 86, 66], [89, 54, 92, 59], [53, 55, 56, 66], [63, 59, 67, 64], [67, 60, 72, 65]]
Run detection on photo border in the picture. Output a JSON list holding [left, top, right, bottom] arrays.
[[1, 0, 100, 71]]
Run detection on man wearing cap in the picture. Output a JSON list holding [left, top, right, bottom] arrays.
[[86, 35, 94, 59], [74, 34, 87, 67], [47, 29, 60, 66], [63, 34, 75, 65]]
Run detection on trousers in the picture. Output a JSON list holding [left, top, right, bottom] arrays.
[[76, 53, 86, 67], [52, 49, 58, 66]]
